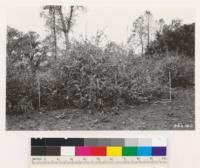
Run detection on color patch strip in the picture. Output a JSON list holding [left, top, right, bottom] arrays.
[[137, 147, 152, 156], [106, 146, 122, 156], [61, 147, 75, 156], [152, 147, 166, 156], [31, 146, 167, 156], [31, 138, 166, 147], [31, 138, 167, 156], [122, 147, 137, 156]]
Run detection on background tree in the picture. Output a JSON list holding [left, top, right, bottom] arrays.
[[148, 20, 194, 57], [57, 5, 73, 55], [157, 18, 165, 33], [144, 11, 153, 52], [7, 27, 24, 63], [7, 27, 46, 73], [57, 5, 85, 56], [7, 27, 47, 112], [41, 5, 85, 58], [128, 11, 154, 57], [128, 16, 147, 56], [41, 5, 58, 60]]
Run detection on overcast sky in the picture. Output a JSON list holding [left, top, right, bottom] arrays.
[[6, 5, 195, 44]]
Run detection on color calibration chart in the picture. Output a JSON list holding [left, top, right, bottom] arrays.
[[30, 138, 167, 168]]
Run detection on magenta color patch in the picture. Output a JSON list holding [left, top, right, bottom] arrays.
[[75, 146, 92, 156]]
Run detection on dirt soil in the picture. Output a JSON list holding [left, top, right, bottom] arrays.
[[6, 88, 195, 130]]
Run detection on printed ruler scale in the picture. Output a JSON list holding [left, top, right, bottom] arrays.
[[30, 138, 167, 168]]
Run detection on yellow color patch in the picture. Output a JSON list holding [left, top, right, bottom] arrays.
[[106, 146, 122, 156]]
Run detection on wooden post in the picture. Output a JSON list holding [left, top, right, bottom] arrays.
[[80, 70, 83, 105], [166, 44, 172, 102], [169, 71, 172, 102], [89, 76, 93, 109], [166, 46, 169, 57], [37, 75, 41, 110]]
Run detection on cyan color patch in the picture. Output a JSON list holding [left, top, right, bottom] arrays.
[[137, 147, 152, 156]]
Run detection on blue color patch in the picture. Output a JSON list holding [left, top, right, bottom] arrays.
[[137, 147, 152, 156]]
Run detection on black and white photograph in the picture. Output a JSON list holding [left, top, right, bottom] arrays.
[[6, 5, 195, 130]]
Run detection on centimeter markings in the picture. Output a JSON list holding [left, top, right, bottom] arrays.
[[31, 156, 167, 164]]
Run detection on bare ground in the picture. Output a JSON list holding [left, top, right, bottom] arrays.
[[6, 88, 195, 130]]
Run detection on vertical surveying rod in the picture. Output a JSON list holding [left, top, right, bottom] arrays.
[[37, 74, 41, 110], [166, 46, 172, 102], [169, 71, 172, 102]]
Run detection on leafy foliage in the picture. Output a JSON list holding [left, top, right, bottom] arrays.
[[6, 27, 47, 113]]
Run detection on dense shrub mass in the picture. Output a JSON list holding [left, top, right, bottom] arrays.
[[6, 22, 195, 113]]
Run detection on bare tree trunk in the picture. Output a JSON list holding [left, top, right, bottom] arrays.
[[147, 21, 150, 59], [58, 6, 74, 56], [145, 11, 152, 57], [52, 7, 57, 60], [58, 6, 68, 55], [43, 5, 58, 59], [147, 21, 150, 50]]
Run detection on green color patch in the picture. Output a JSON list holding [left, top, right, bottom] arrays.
[[122, 147, 137, 156]]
